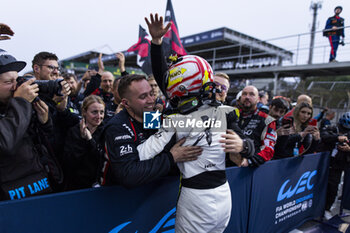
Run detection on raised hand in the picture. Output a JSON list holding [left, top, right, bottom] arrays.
[[0, 23, 14, 41], [116, 52, 125, 73], [53, 80, 71, 112], [98, 53, 105, 74], [80, 118, 92, 140], [145, 13, 171, 45]]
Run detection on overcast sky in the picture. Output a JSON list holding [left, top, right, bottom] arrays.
[[1, 0, 349, 73]]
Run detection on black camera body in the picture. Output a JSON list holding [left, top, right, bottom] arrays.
[[282, 116, 294, 128], [339, 142, 347, 146], [16, 76, 63, 98]]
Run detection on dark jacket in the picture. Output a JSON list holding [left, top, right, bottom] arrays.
[[319, 124, 350, 169], [84, 72, 128, 122], [99, 109, 177, 188], [274, 124, 320, 159], [237, 109, 277, 166], [40, 94, 80, 165], [0, 98, 53, 200], [324, 15, 345, 37], [63, 123, 104, 190]]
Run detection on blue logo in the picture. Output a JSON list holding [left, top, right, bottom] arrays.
[[143, 110, 161, 129], [277, 170, 317, 202], [109, 207, 176, 233]]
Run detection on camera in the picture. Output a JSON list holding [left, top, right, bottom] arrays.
[[282, 117, 293, 128], [16, 76, 63, 98]]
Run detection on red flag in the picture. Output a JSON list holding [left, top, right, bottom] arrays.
[[127, 25, 152, 75], [163, 0, 187, 57]]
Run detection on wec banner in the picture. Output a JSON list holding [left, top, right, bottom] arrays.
[[0, 153, 329, 233], [248, 152, 330, 233], [0, 168, 250, 233]]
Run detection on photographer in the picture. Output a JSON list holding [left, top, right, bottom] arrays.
[[32, 52, 79, 177], [320, 112, 350, 218], [0, 50, 54, 200]]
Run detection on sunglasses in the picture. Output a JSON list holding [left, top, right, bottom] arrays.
[[214, 82, 228, 92]]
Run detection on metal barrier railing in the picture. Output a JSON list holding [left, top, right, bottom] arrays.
[[264, 26, 350, 65], [190, 26, 350, 67]]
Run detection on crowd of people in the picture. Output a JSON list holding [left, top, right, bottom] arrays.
[[1, 12, 350, 232]]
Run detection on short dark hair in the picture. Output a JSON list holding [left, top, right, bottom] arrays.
[[118, 74, 147, 99], [62, 73, 77, 82], [113, 76, 123, 89], [270, 98, 289, 111], [32, 52, 58, 69]]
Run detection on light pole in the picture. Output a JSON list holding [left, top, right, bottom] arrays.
[[308, 1, 322, 64]]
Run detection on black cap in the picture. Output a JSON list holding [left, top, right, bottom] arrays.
[[335, 6, 343, 11], [0, 49, 26, 74]]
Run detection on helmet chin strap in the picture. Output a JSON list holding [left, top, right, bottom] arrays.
[[200, 82, 222, 107], [176, 82, 221, 114]]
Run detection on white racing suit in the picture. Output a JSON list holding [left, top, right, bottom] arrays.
[[137, 104, 233, 233]]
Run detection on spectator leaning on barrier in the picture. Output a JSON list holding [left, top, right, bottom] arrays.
[[274, 102, 320, 159], [0, 50, 54, 200], [236, 85, 277, 166], [323, 6, 345, 62], [98, 74, 203, 188], [319, 112, 350, 219], [268, 97, 290, 129], [63, 95, 105, 191]]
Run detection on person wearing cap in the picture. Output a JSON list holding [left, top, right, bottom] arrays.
[[323, 6, 345, 62], [0, 49, 54, 201]]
